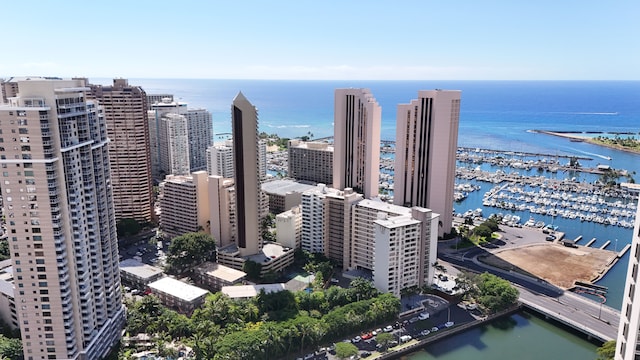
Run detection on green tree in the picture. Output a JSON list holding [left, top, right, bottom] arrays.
[[117, 218, 142, 237], [0, 334, 23, 360], [476, 272, 519, 313], [335, 342, 358, 360], [473, 224, 493, 239], [375, 332, 394, 351], [243, 260, 263, 281], [349, 277, 379, 302], [166, 232, 216, 273], [596, 340, 615, 360], [0, 241, 8, 261]]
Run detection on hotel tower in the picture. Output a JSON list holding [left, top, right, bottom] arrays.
[[231, 92, 261, 256], [394, 90, 461, 236], [88, 79, 153, 223], [333, 88, 381, 199], [616, 199, 640, 360], [0, 77, 124, 359]]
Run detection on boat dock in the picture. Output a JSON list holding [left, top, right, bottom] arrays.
[[585, 238, 597, 247], [600, 240, 611, 250], [618, 244, 632, 257]]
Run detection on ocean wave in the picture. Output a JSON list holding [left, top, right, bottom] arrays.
[[265, 124, 311, 129], [550, 112, 619, 116]]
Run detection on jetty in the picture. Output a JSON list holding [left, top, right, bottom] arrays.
[[585, 238, 597, 247], [600, 240, 611, 250]]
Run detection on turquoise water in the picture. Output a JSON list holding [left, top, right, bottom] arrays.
[[405, 312, 599, 360]]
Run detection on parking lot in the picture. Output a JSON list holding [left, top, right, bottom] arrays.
[[294, 296, 475, 360]]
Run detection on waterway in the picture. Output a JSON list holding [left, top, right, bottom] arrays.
[[404, 311, 598, 360]]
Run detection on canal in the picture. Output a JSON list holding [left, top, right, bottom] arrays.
[[404, 311, 599, 359]]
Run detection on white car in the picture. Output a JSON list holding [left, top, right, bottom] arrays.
[[445, 321, 455, 327], [383, 325, 394, 332], [418, 312, 429, 320]]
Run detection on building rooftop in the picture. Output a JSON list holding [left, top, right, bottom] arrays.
[[357, 198, 412, 215], [197, 262, 246, 282], [375, 214, 421, 229], [148, 277, 209, 302], [246, 242, 293, 264], [261, 179, 317, 196], [119, 259, 164, 280], [221, 283, 286, 299]]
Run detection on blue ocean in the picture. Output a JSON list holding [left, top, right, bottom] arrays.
[[93, 79, 638, 358]]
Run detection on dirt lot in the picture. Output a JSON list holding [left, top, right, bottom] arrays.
[[479, 243, 617, 289]]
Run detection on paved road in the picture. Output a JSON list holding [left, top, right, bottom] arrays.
[[439, 224, 621, 342]]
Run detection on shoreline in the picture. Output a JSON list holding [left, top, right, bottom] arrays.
[[531, 130, 640, 155]]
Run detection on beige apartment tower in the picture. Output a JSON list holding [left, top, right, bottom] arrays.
[[333, 89, 381, 199], [89, 79, 153, 223], [0, 77, 124, 360], [615, 198, 640, 360], [231, 92, 261, 256], [394, 90, 461, 237]]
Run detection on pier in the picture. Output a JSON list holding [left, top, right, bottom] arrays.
[[600, 240, 611, 250], [585, 238, 597, 247], [618, 244, 632, 257]]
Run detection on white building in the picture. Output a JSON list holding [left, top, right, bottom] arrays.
[[373, 207, 439, 297], [207, 141, 235, 178], [148, 277, 209, 315], [159, 113, 190, 176], [333, 88, 381, 199], [276, 206, 302, 250], [615, 198, 640, 360], [186, 108, 213, 172], [300, 184, 363, 266], [394, 90, 461, 237], [0, 77, 124, 359]]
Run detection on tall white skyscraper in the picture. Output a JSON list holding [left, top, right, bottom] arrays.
[[394, 90, 461, 237], [333, 88, 381, 199], [186, 108, 213, 172], [0, 77, 124, 359], [159, 113, 190, 176], [207, 142, 235, 178], [616, 199, 640, 360]]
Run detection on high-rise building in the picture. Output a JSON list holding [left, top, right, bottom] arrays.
[[148, 99, 212, 178], [88, 79, 153, 224], [186, 108, 213, 172], [159, 113, 190, 176], [288, 139, 333, 185], [0, 77, 124, 359], [373, 207, 438, 297], [394, 90, 461, 237], [209, 175, 236, 249], [206, 142, 235, 178], [616, 199, 640, 360], [333, 88, 381, 199], [300, 185, 362, 265], [231, 92, 262, 256], [159, 171, 211, 240], [146, 93, 173, 110], [276, 206, 302, 250]]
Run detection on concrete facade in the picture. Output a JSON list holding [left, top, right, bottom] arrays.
[[394, 90, 461, 237], [88, 79, 153, 224], [616, 196, 640, 360], [288, 139, 333, 185], [333, 88, 381, 199], [207, 141, 234, 178], [186, 108, 213, 172], [373, 207, 439, 297], [231, 92, 262, 256], [0, 77, 124, 360], [276, 206, 302, 250], [159, 171, 211, 240]]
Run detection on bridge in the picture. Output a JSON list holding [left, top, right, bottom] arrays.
[[440, 251, 621, 343], [517, 285, 620, 342]]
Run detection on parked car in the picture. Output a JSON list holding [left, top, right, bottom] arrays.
[[418, 311, 429, 320], [383, 325, 394, 332], [445, 321, 455, 327]]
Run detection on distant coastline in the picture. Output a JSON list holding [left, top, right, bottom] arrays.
[[531, 130, 640, 155]]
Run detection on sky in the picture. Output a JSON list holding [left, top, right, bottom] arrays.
[[1, 0, 638, 80]]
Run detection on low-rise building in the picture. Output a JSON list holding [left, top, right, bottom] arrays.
[[261, 179, 317, 214], [217, 242, 295, 278], [194, 262, 246, 292], [221, 283, 287, 300], [0, 260, 17, 330], [119, 259, 165, 290], [148, 277, 209, 315]]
